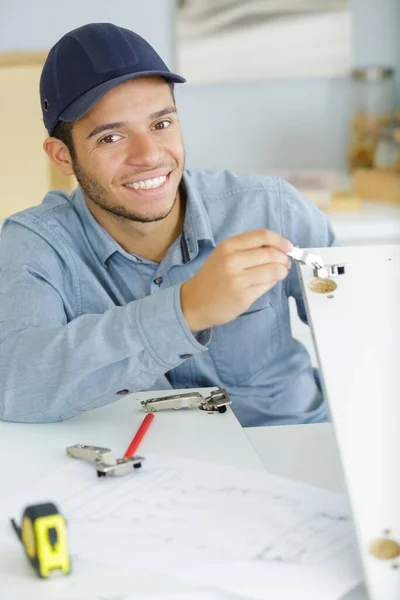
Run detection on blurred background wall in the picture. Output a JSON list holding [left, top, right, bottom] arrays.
[[176, 0, 399, 172], [0, 0, 399, 217]]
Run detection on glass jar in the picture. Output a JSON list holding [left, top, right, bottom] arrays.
[[347, 67, 396, 171]]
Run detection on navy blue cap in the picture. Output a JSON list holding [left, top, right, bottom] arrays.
[[40, 22, 186, 136]]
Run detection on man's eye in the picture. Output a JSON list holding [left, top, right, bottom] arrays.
[[99, 134, 122, 144], [153, 120, 171, 130]]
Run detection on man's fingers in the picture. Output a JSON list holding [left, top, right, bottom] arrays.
[[220, 229, 292, 254], [225, 247, 291, 272], [240, 263, 289, 287]]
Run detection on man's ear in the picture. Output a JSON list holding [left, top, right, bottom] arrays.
[[43, 138, 75, 176]]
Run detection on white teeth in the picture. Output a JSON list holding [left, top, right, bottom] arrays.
[[124, 175, 167, 190]]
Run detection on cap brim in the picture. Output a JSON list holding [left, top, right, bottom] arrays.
[[58, 71, 186, 125]]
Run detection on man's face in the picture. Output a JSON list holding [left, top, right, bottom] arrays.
[[70, 77, 185, 224]]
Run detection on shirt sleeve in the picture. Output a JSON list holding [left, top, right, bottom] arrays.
[[0, 220, 210, 423], [278, 177, 339, 325]]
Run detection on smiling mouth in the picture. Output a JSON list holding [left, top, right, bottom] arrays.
[[123, 174, 168, 191]]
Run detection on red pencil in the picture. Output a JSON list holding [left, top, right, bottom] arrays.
[[124, 413, 154, 458]]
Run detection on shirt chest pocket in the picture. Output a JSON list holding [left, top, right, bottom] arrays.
[[208, 296, 281, 386]]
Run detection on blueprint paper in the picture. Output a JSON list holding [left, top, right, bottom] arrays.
[[0, 453, 363, 599]]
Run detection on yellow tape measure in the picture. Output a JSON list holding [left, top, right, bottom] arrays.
[[11, 502, 70, 578]]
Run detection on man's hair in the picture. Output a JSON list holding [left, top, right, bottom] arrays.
[[52, 81, 175, 158], [53, 120, 76, 158]]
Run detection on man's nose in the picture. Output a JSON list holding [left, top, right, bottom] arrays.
[[126, 132, 162, 166]]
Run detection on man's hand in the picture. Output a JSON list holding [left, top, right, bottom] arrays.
[[180, 229, 293, 332]]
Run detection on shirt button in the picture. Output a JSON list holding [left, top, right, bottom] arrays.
[[179, 354, 193, 359], [154, 277, 163, 286]]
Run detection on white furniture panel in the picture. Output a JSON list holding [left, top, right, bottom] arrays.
[[298, 245, 400, 600]]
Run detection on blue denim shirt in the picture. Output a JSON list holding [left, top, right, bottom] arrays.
[[0, 170, 336, 425]]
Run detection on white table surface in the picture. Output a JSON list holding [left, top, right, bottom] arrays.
[[245, 422, 346, 492], [0, 388, 367, 599], [0, 389, 267, 600], [0, 388, 265, 497]]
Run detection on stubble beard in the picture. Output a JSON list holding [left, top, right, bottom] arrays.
[[72, 156, 183, 224]]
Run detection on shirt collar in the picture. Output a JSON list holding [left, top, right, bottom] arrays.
[[181, 170, 216, 258], [71, 187, 121, 265], [70, 170, 216, 266]]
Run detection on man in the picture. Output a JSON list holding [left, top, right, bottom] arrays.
[[0, 23, 336, 426]]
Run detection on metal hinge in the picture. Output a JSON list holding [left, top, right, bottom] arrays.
[[66, 444, 144, 477], [140, 388, 231, 414]]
